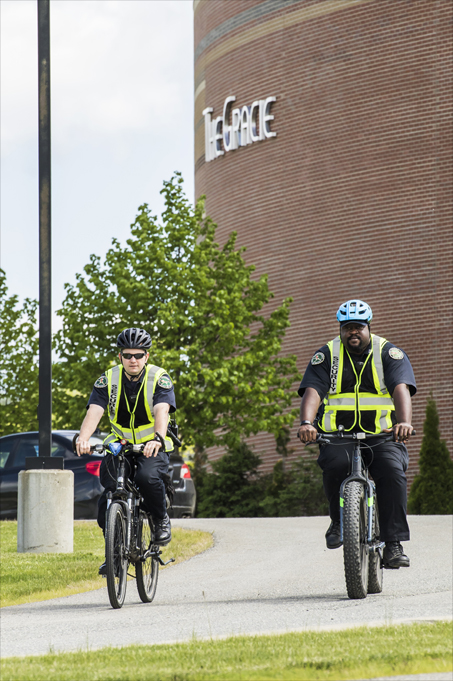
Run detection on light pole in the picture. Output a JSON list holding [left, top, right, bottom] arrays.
[[37, 0, 52, 458]]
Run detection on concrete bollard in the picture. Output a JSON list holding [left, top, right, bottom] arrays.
[[17, 470, 74, 553]]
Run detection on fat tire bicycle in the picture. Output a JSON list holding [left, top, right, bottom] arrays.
[[315, 427, 414, 600], [84, 434, 175, 609]]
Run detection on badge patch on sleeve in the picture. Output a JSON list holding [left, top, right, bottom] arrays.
[[389, 348, 404, 360], [311, 352, 325, 366], [94, 375, 108, 388], [158, 374, 173, 389]]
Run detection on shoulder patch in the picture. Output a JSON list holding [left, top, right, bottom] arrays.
[[94, 375, 108, 388], [311, 352, 325, 366], [389, 347, 404, 360], [158, 374, 173, 389]]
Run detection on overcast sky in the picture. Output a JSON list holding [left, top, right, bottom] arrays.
[[1, 0, 194, 326]]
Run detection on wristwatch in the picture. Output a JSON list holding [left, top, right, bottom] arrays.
[[300, 420, 313, 426]]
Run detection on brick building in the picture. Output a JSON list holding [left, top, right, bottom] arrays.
[[193, 0, 453, 481]]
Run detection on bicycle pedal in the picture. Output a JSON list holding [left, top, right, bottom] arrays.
[[158, 556, 175, 566]]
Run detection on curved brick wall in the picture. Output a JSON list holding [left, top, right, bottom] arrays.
[[194, 0, 453, 480]]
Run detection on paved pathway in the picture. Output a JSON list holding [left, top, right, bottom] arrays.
[[1, 516, 452, 660]]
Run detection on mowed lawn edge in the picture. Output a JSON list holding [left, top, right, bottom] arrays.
[[0, 520, 213, 607], [0, 622, 452, 681]]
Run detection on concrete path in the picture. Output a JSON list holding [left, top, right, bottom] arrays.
[[1, 515, 452, 660]]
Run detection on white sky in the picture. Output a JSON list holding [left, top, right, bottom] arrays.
[[0, 0, 194, 326]]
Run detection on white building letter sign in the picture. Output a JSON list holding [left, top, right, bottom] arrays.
[[202, 95, 277, 162]]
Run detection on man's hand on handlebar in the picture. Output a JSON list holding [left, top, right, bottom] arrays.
[[76, 439, 92, 456], [143, 439, 162, 458], [384, 423, 414, 443], [297, 424, 318, 443]]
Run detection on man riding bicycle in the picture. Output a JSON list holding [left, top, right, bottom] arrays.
[[297, 300, 416, 569], [76, 327, 176, 574]]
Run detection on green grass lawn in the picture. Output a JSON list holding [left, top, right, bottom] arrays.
[[0, 520, 212, 607], [1, 622, 451, 680]]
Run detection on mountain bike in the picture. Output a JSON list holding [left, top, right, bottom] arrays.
[[87, 434, 175, 609], [316, 427, 414, 600]]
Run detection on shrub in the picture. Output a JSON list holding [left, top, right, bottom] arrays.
[[408, 395, 453, 514], [194, 439, 328, 518]]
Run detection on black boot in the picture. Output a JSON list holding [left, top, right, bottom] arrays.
[[98, 561, 107, 576], [383, 541, 410, 569], [154, 514, 171, 545], [325, 521, 342, 549]]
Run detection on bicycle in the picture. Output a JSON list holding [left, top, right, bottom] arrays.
[[314, 427, 414, 600], [81, 433, 175, 609]]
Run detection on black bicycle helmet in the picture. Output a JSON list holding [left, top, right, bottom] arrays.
[[116, 328, 152, 349]]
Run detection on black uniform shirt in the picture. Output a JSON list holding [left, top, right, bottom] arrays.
[[87, 369, 176, 413], [298, 339, 416, 402]]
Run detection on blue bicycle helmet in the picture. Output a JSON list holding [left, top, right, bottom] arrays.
[[336, 300, 372, 325]]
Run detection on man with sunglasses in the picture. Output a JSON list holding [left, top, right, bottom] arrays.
[[76, 328, 176, 572]]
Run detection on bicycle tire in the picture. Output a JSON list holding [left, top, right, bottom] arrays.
[[105, 502, 128, 609], [343, 481, 369, 599], [367, 495, 383, 594], [136, 512, 159, 603]]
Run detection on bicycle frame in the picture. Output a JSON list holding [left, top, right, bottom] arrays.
[[104, 439, 174, 568], [316, 429, 396, 555], [338, 435, 378, 547]]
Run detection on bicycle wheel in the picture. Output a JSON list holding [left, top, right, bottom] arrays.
[[136, 512, 159, 603], [343, 481, 369, 599], [105, 502, 128, 609], [367, 495, 383, 594]]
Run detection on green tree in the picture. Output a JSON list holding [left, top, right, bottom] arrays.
[[196, 442, 263, 517], [259, 456, 328, 517], [53, 174, 299, 449], [408, 395, 453, 514], [0, 269, 39, 436]]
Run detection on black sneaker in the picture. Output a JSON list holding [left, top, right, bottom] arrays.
[[154, 514, 171, 545], [325, 521, 342, 549], [98, 561, 107, 576], [383, 541, 410, 569]]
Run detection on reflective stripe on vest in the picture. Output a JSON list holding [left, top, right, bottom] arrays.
[[321, 334, 394, 434], [104, 364, 174, 449]]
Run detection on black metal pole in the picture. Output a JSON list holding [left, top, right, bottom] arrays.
[[38, 0, 52, 458]]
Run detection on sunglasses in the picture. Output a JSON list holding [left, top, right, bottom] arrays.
[[121, 352, 147, 360]]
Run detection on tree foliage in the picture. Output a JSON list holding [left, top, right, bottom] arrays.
[[194, 439, 327, 518], [195, 442, 263, 517], [408, 395, 453, 514], [0, 269, 39, 436], [53, 174, 299, 449]]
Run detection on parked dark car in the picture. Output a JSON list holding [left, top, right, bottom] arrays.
[[0, 430, 196, 520]]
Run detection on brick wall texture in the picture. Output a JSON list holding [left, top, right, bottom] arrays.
[[194, 0, 453, 483]]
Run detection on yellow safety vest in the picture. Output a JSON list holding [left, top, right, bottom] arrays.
[[103, 363, 174, 451], [319, 334, 395, 434]]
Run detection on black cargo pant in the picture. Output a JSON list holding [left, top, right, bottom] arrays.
[[97, 449, 170, 533], [317, 437, 410, 542]]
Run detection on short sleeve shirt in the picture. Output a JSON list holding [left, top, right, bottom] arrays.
[[87, 370, 176, 413], [298, 339, 416, 400]]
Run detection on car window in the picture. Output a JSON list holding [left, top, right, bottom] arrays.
[[10, 440, 39, 469], [51, 440, 72, 459], [0, 439, 16, 469]]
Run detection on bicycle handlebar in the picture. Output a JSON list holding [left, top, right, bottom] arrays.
[[316, 428, 416, 444], [72, 432, 168, 456], [297, 426, 416, 445]]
